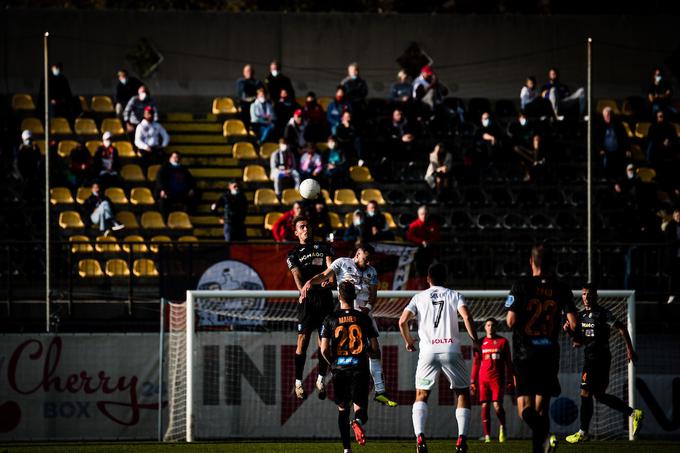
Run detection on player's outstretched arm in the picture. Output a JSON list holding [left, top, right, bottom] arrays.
[[398, 309, 417, 351], [300, 267, 336, 299], [616, 321, 638, 364], [459, 305, 481, 353]]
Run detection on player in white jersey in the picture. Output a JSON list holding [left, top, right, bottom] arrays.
[[301, 243, 397, 407], [399, 263, 480, 453]]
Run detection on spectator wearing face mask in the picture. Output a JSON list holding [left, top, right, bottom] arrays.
[[264, 60, 295, 101], [274, 88, 300, 138], [14, 130, 41, 185], [250, 87, 276, 144], [284, 109, 307, 152], [299, 145, 323, 181], [123, 85, 158, 134], [344, 209, 368, 242], [507, 111, 534, 149], [114, 69, 142, 116], [236, 64, 264, 128], [473, 111, 504, 165], [93, 132, 121, 189], [135, 106, 170, 169], [364, 200, 393, 241], [39, 62, 73, 118], [211, 180, 248, 242], [425, 143, 453, 199], [391, 69, 413, 104], [272, 201, 303, 242], [326, 86, 352, 135], [302, 91, 328, 143], [648, 67, 674, 115], [325, 136, 348, 192], [156, 152, 198, 218], [341, 62, 368, 110], [83, 182, 125, 236], [270, 138, 301, 196]]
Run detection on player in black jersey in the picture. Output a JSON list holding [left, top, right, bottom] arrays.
[[505, 244, 578, 453], [287, 215, 336, 400], [321, 281, 379, 452], [564, 283, 644, 443]]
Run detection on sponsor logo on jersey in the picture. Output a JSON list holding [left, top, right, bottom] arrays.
[[431, 338, 455, 344]]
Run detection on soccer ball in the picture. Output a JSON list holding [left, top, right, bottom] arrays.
[[299, 178, 321, 200]]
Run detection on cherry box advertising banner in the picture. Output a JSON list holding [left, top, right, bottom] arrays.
[[0, 334, 163, 440]]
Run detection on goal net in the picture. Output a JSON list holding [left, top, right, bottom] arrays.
[[164, 290, 634, 442]]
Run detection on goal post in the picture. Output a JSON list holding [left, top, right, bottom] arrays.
[[165, 289, 635, 442]]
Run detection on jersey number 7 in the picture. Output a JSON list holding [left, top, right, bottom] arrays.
[[432, 299, 444, 328]]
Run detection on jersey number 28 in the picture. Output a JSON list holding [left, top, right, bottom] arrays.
[[334, 324, 363, 355]]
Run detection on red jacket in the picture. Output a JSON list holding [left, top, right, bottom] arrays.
[[406, 218, 441, 244], [272, 209, 296, 242]]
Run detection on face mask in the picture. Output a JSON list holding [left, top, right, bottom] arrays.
[[103, 140, 111, 147], [92, 189, 99, 196], [23, 138, 32, 146], [120, 78, 127, 85], [627, 171, 635, 179], [350, 75, 357, 80], [328, 142, 336, 149], [655, 75, 662, 83], [271, 70, 279, 77], [482, 118, 490, 127], [170, 161, 179, 167], [230, 189, 239, 195], [353, 218, 362, 226], [367, 211, 375, 217], [52, 68, 60, 76], [139, 92, 147, 101], [257, 96, 266, 102], [280, 144, 287, 151], [519, 118, 527, 126]]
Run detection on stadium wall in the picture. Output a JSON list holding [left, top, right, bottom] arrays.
[[0, 333, 678, 440], [0, 11, 676, 102]]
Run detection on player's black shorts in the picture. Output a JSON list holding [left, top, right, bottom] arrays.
[[513, 351, 561, 397], [332, 367, 370, 408], [297, 288, 334, 334], [581, 356, 611, 395]]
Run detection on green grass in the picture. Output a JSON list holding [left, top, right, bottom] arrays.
[[0, 440, 675, 452]]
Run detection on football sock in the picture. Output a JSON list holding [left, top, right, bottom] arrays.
[[318, 349, 329, 378], [521, 408, 547, 453], [338, 409, 351, 450], [355, 408, 368, 425], [482, 404, 491, 437], [412, 401, 428, 437], [455, 407, 471, 438], [596, 393, 634, 416], [495, 405, 506, 428], [294, 353, 306, 381], [580, 395, 594, 432], [369, 358, 386, 394]]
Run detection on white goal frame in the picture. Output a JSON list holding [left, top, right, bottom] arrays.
[[181, 289, 635, 442]]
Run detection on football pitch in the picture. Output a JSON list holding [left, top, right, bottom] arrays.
[[2, 440, 675, 452]]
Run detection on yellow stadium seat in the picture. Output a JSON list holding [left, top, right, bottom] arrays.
[[315, 142, 329, 152], [223, 119, 249, 138], [254, 188, 280, 206], [101, 118, 125, 136], [59, 211, 85, 229], [637, 167, 656, 183], [76, 187, 92, 204], [95, 236, 121, 253], [318, 96, 333, 110], [321, 189, 332, 205], [57, 140, 78, 158], [674, 123, 680, 137], [350, 166, 374, 183], [79, 96, 90, 113], [115, 141, 136, 158], [122, 235, 148, 254], [634, 122, 651, 139], [233, 142, 258, 160], [264, 212, 283, 230], [596, 99, 621, 115], [150, 235, 171, 253], [121, 164, 146, 182], [133, 259, 159, 277], [384, 211, 397, 229], [105, 187, 128, 205], [50, 118, 73, 135], [360, 188, 386, 205], [259, 142, 278, 159], [344, 212, 355, 228], [74, 118, 99, 136], [243, 165, 269, 183], [91, 96, 115, 113], [78, 259, 104, 278], [212, 97, 238, 115], [141, 211, 167, 229], [622, 121, 634, 139], [105, 259, 130, 277], [333, 189, 359, 206], [50, 187, 74, 205], [69, 235, 93, 253], [168, 212, 193, 230], [115, 211, 139, 229], [21, 118, 44, 135], [282, 188, 302, 205], [178, 235, 199, 243], [328, 212, 343, 230], [86, 140, 102, 156], [12, 93, 36, 111], [130, 187, 155, 205], [147, 164, 161, 182]]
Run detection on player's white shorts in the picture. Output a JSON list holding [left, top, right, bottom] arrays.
[[415, 351, 470, 390]]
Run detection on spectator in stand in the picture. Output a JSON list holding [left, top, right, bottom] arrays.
[[250, 87, 276, 144], [299, 145, 323, 181], [335, 111, 363, 164], [646, 109, 678, 164], [236, 64, 264, 128], [412, 64, 448, 110], [92, 132, 121, 189], [270, 138, 301, 197], [388, 108, 416, 143], [14, 130, 41, 185], [156, 151, 198, 218], [264, 60, 295, 101], [326, 86, 351, 135], [665, 208, 680, 303], [40, 62, 73, 118], [284, 109, 307, 152], [302, 91, 328, 143], [274, 88, 300, 138], [506, 111, 534, 149], [123, 85, 158, 134], [343, 209, 367, 242], [364, 200, 394, 242], [83, 182, 124, 236], [648, 67, 674, 115], [114, 69, 142, 116], [390, 69, 412, 104], [68, 142, 93, 188], [595, 106, 630, 179], [341, 62, 368, 113], [211, 180, 248, 242], [540, 67, 586, 120], [324, 135, 348, 192], [520, 76, 539, 111], [513, 134, 548, 183], [135, 106, 169, 169], [272, 201, 303, 242], [474, 111, 504, 164], [413, 64, 451, 135], [406, 205, 441, 276], [424, 142, 453, 199]]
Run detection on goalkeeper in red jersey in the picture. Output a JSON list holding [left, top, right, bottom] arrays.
[[470, 318, 513, 443]]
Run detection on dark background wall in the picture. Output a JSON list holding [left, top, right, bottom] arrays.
[[1, 10, 677, 109]]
